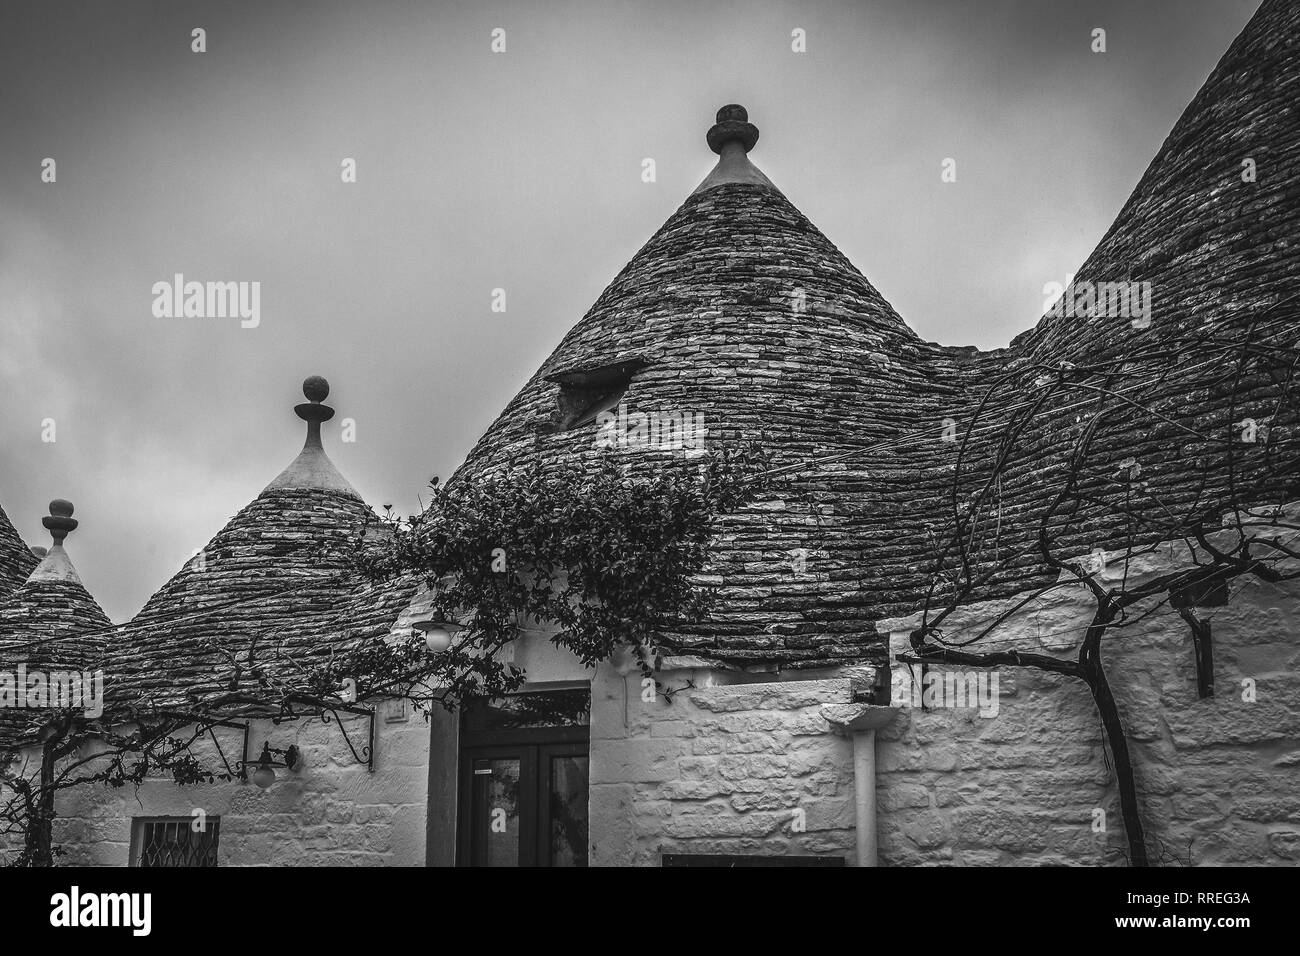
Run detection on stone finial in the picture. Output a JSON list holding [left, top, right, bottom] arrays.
[[707, 104, 760, 155], [295, 375, 336, 425], [42, 499, 78, 545], [30, 545, 48, 559], [28, 499, 84, 584], [691, 103, 777, 196], [262, 375, 359, 496]]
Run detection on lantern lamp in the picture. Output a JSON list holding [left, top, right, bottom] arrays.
[[242, 741, 300, 789], [413, 618, 463, 653]]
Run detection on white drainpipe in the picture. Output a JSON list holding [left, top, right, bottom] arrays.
[[822, 703, 896, 866]]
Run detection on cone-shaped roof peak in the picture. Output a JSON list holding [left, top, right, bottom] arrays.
[[692, 104, 779, 196], [114, 374, 412, 709], [454, 0, 1300, 672], [28, 498, 85, 585], [0, 498, 111, 671], [263, 375, 360, 497]]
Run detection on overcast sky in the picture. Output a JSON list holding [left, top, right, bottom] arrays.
[[0, 0, 1261, 621]]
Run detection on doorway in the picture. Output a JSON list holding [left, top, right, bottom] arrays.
[[457, 686, 590, 867]]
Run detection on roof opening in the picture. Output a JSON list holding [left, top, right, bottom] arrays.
[[541, 357, 650, 432]]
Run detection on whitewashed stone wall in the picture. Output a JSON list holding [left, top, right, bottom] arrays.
[[9, 548, 1298, 866], [587, 662, 858, 865], [875, 557, 1300, 866], [3, 702, 431, 866]]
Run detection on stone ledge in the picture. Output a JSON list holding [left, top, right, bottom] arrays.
[[821, 703, 898, 734]]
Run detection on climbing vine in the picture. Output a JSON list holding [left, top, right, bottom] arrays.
[[1, 711, 236, 867], [906, 303, 1300, 866], [349, 444, 771, 708]]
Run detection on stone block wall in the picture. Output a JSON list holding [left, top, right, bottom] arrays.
[[587, 666, 858, 865], [875, 571, 1300, 866], [8, 568, 1297, 867], [2, 700, 431, 866]]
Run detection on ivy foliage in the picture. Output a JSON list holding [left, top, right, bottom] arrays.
[[3, 445, 767, 867], [350, 445, 771, 707]]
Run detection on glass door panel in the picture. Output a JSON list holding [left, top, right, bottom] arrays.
[[546, 753, 589, 867], [459, 688, 591, 867], [469, 756, 522, 867]]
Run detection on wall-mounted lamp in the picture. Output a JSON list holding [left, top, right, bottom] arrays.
[[240, 741, 301, 789], [413, 618, 464, 653]]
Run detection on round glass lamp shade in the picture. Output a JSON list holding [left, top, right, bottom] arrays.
[[414, 620, 455, 653], [421, 625, 452, 653], [252, 765, 276, 789]]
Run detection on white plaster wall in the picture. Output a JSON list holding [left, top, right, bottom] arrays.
[[874, 562, 1300, 865], [14, 533, 1297, 867], [490, 620, 861, 866], [587, 660, 858, 866], [3, 701, 431, 866]]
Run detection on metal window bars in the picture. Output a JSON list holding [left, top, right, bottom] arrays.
[[135, 817, 220, 867]]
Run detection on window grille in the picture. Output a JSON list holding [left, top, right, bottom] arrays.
[[132, 816, 220, 867]]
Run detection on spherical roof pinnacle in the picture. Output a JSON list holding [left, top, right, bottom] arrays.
[[707, 104, 760, 154]]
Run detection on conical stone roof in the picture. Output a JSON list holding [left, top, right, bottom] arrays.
[[454, 105, 983, 668], [901, 0, 1300, 608], [453, 0, 1300, 671], [0, 500, 37, 598], [0, 501, 111, 748], [1019, 0, 1300, 361], [113, 378, 413, 711], [0, 499, 110, 664]]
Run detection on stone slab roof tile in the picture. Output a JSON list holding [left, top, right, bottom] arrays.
[[0, 502, 36, 598], [109, 380, 420, 714], [444, 2, 1300, 671]]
